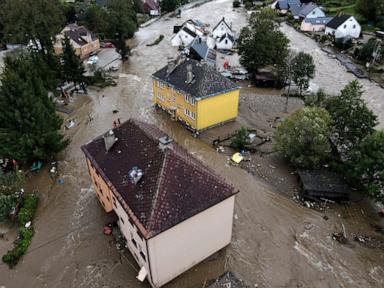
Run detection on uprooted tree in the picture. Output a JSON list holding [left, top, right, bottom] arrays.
[[0, 53, 68, 164], [276, 107, 333, 169]]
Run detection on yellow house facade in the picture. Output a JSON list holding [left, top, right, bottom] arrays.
[[152, 59, 240, 133]]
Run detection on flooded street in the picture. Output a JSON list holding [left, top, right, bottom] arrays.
[[280, 23, 384, 129], [1, 1, 384, 287]]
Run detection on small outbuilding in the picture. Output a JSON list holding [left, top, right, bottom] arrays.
[[297, 170, 351, 202]]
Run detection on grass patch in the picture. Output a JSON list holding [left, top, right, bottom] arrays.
[[146, 35, 164, 46]]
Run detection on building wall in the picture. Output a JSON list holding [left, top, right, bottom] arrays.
[[300, 21, 325, 32], [196, 89, 239, 131], [111, 193, 151, 280], [153, 79, 197, 129], [86, 158, 113, 212], [79, 39, 101, 59], [147, 196, 235, 288], [216, 38, 233, 50], [335, 17, 361, 39], [305, 7, 325, 19], [212, 22, 232, 40]]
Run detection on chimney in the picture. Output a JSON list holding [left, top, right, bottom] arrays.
[[159, 135, 173, 150], [103, 130, 118, 152], [185, 64, 194, 84], [128, 166, 143, 184], [166, 57, 176, 76]]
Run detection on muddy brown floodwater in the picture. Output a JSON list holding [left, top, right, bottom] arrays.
[[1, 1, 384, 287]]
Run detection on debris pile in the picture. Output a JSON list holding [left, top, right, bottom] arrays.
[[208, 272, 251, 288]]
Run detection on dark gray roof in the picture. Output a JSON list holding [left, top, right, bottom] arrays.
[[190, 39, 209, 58], [290, 4, 302, 16], [64, 25, 97, 46], [299, 3, 318, 17], [277, 0, 289, 9], [298, 170, 351, 194], [182, 26, 197, 38], [212, 17, 232, 33], [326, 14, 352, 29], [304, 17, 333, 24], [152, 59, 240, 98], [219, 33, 234, 43]]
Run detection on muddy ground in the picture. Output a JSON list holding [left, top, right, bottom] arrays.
[[1, 1, 384, 288]]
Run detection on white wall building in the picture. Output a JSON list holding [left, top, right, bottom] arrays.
[[216, 33, 235, 50], [171, 20, 204, 47], [82, 119, 238, 288], [212, 17, 233, 40], [325, 14, 361, 39]]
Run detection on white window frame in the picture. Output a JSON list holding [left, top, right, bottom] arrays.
[[184, 108, 196, 120]]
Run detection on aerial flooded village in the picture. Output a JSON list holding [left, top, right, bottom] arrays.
[[0, 0, 384, 287]]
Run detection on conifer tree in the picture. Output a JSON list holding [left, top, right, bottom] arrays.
[[61, 35, 86, 91], [0, 53, 68, 164]]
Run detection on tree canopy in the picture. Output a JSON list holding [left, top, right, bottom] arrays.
[[0, 53, 68, 164], [356, 0, 384, 22], [347, 131, 384, 204], [292, 52, 315, 96], [106, 0, 138, 60], [276, 107, 333, 169], [237, 10, 289, 75], [61, 35, 86, 90], [326, 80, 377, 160], [1, 0, 64, 53]]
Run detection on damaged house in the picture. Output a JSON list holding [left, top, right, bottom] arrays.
[[81, 119, 238, 288]]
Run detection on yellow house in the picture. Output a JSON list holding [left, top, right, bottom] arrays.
[[54, 24, 100, 59], [152, 58, 240, 134]]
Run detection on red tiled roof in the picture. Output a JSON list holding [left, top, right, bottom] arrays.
[[81, 119, 236, 238]]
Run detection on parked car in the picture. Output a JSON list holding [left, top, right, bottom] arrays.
[[101, 41, 114, 48], [87, 55, 99, 65]]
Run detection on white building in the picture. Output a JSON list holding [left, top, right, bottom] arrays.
[[171, 20, 205, 47], [325, 14, 361, 39], [216, 33, 235, 50], [82, 119, 237, 288], [212, 17, 233, 40]]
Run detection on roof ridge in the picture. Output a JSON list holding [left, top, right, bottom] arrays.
[[147, 149, 168, 231]]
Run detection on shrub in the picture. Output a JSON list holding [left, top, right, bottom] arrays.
[[276, 107, 333, 168], [18, 194, 38, 226], [233, 0, 240, 8], [230, 127, 250, 151], [0, 194, 17, 222], [2, 226, 34, 268]]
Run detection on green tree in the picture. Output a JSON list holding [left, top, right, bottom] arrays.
[[107, 0, 137, 60], [1, 0, 64, 55], [230, 127, 250, 151], [237, 10, 289, 76], [61, 35, 86, 91], [356, 38, 383, 63], [0, 53, 68, 164], [326, 81, 377, 160], [84, 4, 109, 35], [161, 0, 181, 12], [276, 107, 333, 169], [304, 89, 327, 107], [292, 52, 315, 97], [347, 131, 384, 204], [356, 0, 384, 22]]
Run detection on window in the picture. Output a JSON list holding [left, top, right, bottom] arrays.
[[343, 24, 347, 29], [131, 237, 137, 248], [184, 95, 196, 105], [99, 188, 103, 195], [184, 108, 196, 120], [113, 201, 117, 209], [225, 39, 228, 44], [156, 81, 165, 89], [353, 24, 356, 29], [157, 92, 164, 101], [128, 218, 134, 227], [140, 251, 146, 262], [119, 216, 125, 224], [106, 195, 110, 201]]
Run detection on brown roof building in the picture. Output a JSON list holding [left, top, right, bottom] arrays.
[[81, 119, 238, 287]]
